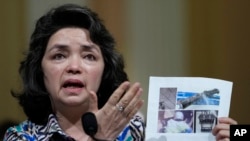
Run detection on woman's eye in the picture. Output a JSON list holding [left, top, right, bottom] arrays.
[[53, 54, 65, 60], [84, 54, 96, 61]]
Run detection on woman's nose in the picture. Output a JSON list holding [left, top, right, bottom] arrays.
[[66, 56, 82, 74]]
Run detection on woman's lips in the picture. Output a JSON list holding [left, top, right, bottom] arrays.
[[62, 79, 85, 94]]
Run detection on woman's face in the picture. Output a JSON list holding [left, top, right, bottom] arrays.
[[42, 27, 104, 108]]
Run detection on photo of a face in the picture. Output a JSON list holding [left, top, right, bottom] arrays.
[[158, 110, 194, 133]]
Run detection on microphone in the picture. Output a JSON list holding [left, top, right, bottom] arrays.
[[82, 112, 98, 137], [82, 112, 113, 141]]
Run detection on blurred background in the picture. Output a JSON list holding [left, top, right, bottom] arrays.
[[1, 0, 250, 132]]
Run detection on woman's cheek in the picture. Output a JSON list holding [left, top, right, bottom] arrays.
[[89, 69, 104, 92]]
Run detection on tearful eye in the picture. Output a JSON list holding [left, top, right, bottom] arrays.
[[84, 54, 96, 61], [53, 54, 65, 60]]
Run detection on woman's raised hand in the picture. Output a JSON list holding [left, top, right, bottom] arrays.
[[88, 81, 144, 140]]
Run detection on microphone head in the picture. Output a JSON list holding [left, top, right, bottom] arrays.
[[81, 112, 98, 136]]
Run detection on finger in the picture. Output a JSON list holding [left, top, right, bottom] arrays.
[[88, 90, 99, 112], [212, 117, 237, 135], [118, 82, 141, 109], [218, 117, 237, 125], [218, 138, 229, 141], [123, 86, 143, 116], [212, 123, 230, 135], [126, 100, 144, 120], [111, 100, 144, 133], [215, 129, 230, 141], [108, 81, 130, 106]]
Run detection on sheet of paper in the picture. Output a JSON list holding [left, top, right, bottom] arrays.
[[145, 76, 233, 141]]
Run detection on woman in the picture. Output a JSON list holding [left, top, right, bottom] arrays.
[[4, 3, 236, 141], [4, 4, 144, 141]]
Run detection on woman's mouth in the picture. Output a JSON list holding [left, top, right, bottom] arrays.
[[62, 79, 85, 94]]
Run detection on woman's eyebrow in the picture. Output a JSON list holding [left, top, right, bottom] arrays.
[[47, 44, 101, 52], [47, 44, 68, 52], [81, 44, 101, 53]]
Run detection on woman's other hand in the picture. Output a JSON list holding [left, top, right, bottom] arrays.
[[212, 117, 237, 141]]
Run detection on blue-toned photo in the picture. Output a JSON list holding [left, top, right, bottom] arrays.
[[176, 88, 220, 109]]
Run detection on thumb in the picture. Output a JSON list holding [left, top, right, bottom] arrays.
[[88, 90, 99, 113]]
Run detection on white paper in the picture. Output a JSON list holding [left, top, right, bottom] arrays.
[[145, 76, 233, 141]]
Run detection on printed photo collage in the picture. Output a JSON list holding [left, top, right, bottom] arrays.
[[157, 87, 219, 134]]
